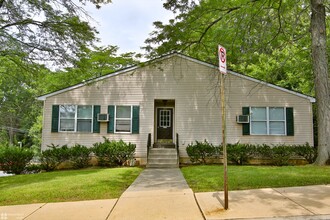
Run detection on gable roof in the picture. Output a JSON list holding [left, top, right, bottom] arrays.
[[37, 52, 315, 103]]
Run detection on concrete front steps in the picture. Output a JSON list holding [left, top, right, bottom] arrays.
[[147, 148, 179, 168]]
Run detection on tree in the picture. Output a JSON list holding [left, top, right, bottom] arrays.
[[0, 0, 111, 66], [0, 56, 47, 146], [144, 0, 329, 164], [68, 45, 139, 78], [310, 0, 329, 165], [40, 45, 139, 92]]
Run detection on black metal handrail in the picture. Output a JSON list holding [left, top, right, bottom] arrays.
[[176, 133, 179, 164], [147, 133, 151, 160]]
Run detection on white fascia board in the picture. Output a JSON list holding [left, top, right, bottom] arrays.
[[175, 53, 216, 69]]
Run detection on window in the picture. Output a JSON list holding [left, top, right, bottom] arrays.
[[108, 105, 139, 134], [59, 105, 93, 132], [269, 107, 285, 135], [77, 106, 93, 132], [250, 107, 286, 135], [159, 109, 171, 128], [115, 106, 132, 133]]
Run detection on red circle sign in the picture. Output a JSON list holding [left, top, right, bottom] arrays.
[[220, 47, 226, 63]]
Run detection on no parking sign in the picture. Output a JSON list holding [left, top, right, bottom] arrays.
[[218, 45, 227, 74]]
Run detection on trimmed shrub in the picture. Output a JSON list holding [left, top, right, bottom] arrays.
[[68, 144, 91, 169], [226, 143, 256, 165], [0, 146, 34, 174], [24, 164, 42, 174], [112, 140, 136, 165], [92, 140, 112, 166], [186, 140, 216, 164], [92, 138, 136, 167], [40, 144, 70, 171], [256, 144, 294, 166], [256, 144, 273, 158], [186, 141, 314, 166], [271, 145, 294, 166], [293, 143, 317, 164]]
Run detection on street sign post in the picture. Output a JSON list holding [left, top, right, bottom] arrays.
[[218, 45, 228, 210]]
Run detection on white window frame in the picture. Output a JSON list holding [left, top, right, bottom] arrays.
[[59, 105, 93, 133], [250, 107, 286, 136], [114, 105, 132, 134]]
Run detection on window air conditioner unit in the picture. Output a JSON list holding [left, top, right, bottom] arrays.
[[97, 114, 109, 122], [236, 115, 249, 124]]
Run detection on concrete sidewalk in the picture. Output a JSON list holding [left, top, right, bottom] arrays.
[[196, 185, 330, 220], [0, 199, 117, 220], [0, 168, 330, 220]]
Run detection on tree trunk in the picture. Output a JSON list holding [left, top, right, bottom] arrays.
[[310, 0, 330, 165]]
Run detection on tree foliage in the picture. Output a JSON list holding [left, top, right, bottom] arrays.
[[38, 45, 139, 92], [0, 56, 47, 146], [0, 0, 112, 65]]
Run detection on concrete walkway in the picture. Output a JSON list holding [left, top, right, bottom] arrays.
[[108, 168, 204, 220], [0, 168, 330, 220]]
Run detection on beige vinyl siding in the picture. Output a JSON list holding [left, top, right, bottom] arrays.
[[225, 73, 313, 145], [41, 55, 314, 160]]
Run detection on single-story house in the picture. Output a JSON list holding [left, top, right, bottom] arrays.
[[37, 53, 315, 166]]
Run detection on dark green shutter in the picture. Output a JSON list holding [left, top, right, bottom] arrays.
[[108, 105, 115, 133], [132, 106, 140, 134], [93, 105, 100, 133], [51, 105, 59, 132], [286, 107, 294, 136], [242, 107, 250, 135]]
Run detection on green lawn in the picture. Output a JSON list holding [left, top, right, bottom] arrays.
[[0, 167, 142, 206], [181, 165, 330, 192]]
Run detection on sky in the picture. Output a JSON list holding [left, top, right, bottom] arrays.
[[81, 0, 174, 55]]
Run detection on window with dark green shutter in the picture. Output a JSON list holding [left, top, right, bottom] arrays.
[[108, 105, 140, 134], [115, 106, 132, 132], [56, 105, 94, 132], [245, 106, 294, 136], [51, 105, 59, 132]]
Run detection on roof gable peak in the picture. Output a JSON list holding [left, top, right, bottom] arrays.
[[37, 52, 315, 103]]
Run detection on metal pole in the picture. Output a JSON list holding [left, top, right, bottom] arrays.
[[220, 72, 228, 210]]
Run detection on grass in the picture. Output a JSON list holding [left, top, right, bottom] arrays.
[[181, 165, 330, 192], [0, 167, 143, 206]]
